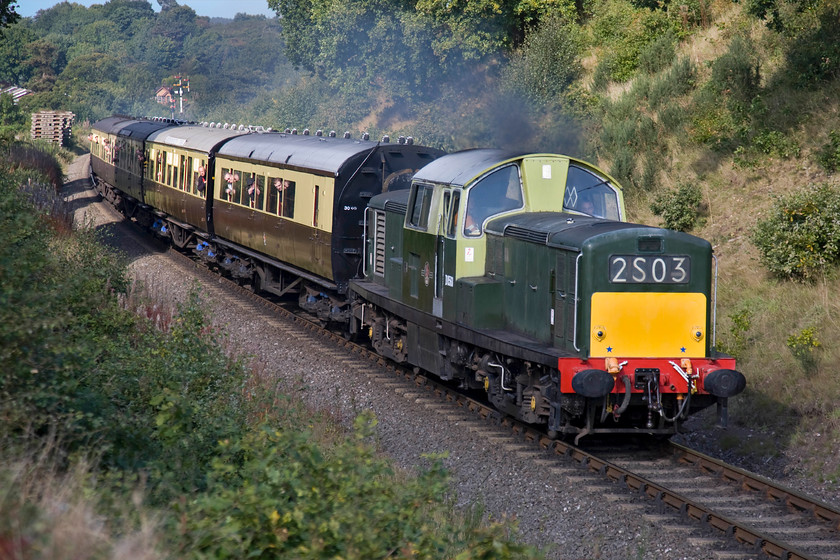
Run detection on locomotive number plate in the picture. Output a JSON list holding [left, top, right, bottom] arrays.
[[609, 255, 690, 284]]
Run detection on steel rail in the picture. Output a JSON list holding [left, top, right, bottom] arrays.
[[167, 246, 836, 560]]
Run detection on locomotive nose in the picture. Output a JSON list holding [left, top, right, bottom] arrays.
[[702, 368, 747, 398]]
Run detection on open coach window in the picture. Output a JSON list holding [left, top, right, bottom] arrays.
[[563, 165, 621, 220]]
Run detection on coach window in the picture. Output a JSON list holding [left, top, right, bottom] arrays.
[[313, 185, 320, 227], [184, 156, 193, 192], [563, 165, 621, 220], [180, 155, 188, 190], [167, 153, 174, 187], [173, 155, 181, 190], [464, 165, 523, 237], [282, 180, 295, 218], [222, 169, 241, 202], [194, 161, 206, 195], [407, 183, 434, 230], [269, 177, 281, 214], [254, 176, 265, 210], [246, 174, 264, 209], [156, 151, 164, 183]]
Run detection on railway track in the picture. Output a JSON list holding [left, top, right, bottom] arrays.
[[70, 156, 840, 559], [162, 245, 840, 560]]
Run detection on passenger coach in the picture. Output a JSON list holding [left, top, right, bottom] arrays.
[[90, 117, 444, 321]]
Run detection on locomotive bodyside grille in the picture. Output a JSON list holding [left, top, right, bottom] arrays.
[[504, 225, 549, 244], [384, 201, 407, 213], [373, 210, 386, 277]]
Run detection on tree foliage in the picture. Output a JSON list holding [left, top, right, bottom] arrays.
[[0, 0, 19, 31]]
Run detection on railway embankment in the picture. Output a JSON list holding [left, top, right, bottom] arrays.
[[58, 153, 840, 558]]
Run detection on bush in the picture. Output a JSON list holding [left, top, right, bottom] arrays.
[[659, 102, 686, 131], [638, 30, 676, 74], [648, 56, 696, 109], [717, 308, 753, 359], [176, 415, 543, 559], [785, 5, 840, 86], [708, 35, 761, 113], [0, 153, 543, 560], [816, 130, 840, 173], [609, 146, 636, 189], [752, 129, 800, 158], [650, 182, 703, 231], [503, 15, 582, 105], [752, 183, 840, 280]]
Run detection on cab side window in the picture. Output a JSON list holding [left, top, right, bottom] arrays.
[[446, 191, 461, 238], [407, 183, 434, 230], [563, 165, 621, 220]]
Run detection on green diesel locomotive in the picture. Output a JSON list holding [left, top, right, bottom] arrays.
[[350, 149, 745, 441]]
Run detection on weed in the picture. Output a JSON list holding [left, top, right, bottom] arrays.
[[786, 326, 821, 369], [717, 307, 753, 359]]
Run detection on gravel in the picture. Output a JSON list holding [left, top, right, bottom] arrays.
[[64, 155, 840, 559]]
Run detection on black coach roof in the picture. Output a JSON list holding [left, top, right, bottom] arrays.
[[217, 133, 413, 176], [115, 119, 173, 139], [91, 116, 138, 135]]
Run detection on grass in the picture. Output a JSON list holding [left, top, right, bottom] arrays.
[[583, 0, 840, 476]]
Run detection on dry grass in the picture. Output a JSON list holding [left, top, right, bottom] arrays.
[[0, 451, 162, 560]]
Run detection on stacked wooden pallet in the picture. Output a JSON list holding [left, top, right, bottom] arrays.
[[30, 111, 75, 146]]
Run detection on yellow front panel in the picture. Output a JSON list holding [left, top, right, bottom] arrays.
[[590, 292, 707, 358]]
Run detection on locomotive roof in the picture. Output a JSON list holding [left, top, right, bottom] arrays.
[[217, 133, 418, 176], [411, 149, 532, 187], [146, 125, 244, 153], [485, 212, 655, 250]]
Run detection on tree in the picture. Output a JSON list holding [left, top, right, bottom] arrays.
[[0, 24, 35, 85], [0, 92, 26, 145], [1, 0, 19, 31], [24, 39, 62, 92], [502, 13, 582, 106]]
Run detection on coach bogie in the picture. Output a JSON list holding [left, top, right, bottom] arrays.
[[299, 284, 351, 322]]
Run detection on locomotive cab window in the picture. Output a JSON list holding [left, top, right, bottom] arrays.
[[407, 183, 434, 230], [563, 165, 621, 220], [446, 191, 461, 238], [464, 164, 523, 237]]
